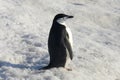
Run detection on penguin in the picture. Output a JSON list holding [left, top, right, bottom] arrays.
[[42, 13, 73, 70]]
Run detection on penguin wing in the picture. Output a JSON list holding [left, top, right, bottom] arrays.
[[62, 29, 73, 60]]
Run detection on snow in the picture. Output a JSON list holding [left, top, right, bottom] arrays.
[[0, 0, 120, 80]]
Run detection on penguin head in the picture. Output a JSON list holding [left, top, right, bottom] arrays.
[[53, 13, 74, 25]]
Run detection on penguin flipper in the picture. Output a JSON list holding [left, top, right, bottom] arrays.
[[63, 29, 73, 60]]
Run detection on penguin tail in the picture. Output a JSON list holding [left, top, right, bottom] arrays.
[[39, 65, 51, 70]]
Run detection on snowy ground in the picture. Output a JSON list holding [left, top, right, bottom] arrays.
[[0, 0, 120, 80]]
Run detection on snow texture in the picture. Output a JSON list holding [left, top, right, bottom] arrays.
[[0, 0, 120, 80]]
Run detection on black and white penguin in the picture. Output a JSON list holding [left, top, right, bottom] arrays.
[[43, 13, 73, 70]]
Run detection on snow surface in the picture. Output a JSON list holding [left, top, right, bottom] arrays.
[[0, 0, 120, 80]]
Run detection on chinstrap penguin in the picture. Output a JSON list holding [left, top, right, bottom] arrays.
[[41, 13, 74, 70]]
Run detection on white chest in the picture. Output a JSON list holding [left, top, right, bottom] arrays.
[[57, 21, 73, 47], [66, 26, 73, 47], [59, 23, 73, 67]]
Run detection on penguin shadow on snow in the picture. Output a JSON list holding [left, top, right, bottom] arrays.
[[0, 61, 29, 69], [0, 56, 49, 70]]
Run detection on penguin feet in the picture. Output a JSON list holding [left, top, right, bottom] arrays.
[[65, 68, 72, 71]]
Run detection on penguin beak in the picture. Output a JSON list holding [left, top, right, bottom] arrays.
[[67, 15, 74, 18]]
